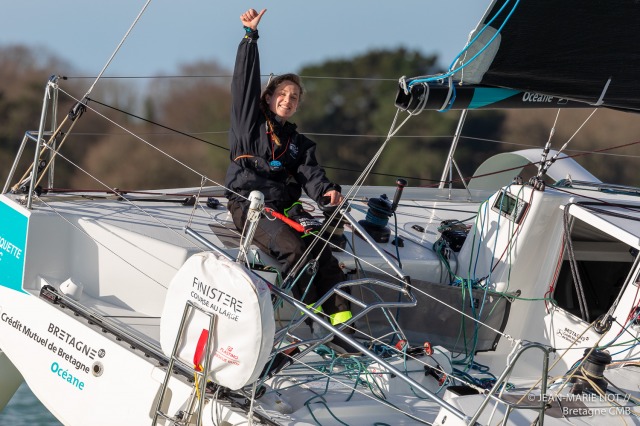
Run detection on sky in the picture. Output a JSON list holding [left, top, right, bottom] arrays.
[[2, 1, 491, 79]]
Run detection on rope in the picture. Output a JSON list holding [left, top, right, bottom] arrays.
[[538, 108, 599, 178], [279, 107, 413, 287], [29, 146, 213, 279], [406, 0, 522, 89], [81, 0, 153, 100], [19, 52, 640, 425], [563, 204, 591, 322], [58, 87, 229, 192], [74, 94, 640, 189], [535, 108, 561, 178]]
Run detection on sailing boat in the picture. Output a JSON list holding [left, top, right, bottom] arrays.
[[1, 0, 639, 424]]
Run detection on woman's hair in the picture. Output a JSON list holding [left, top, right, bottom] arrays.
[[260, 73, 304, 112]]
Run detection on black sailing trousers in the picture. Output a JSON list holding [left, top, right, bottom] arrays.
[[228, 200, 349, 317]]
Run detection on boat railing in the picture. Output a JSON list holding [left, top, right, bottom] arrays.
[[3, 76, 61, 208], [153, 300, 216, 426], [555, 179, 640, 196], [270, 282, 475, 424], [267, 277, 416, 371], [467, 342, 552, 426], [184, 197, 474, 422], [2, 130, 55, 195]]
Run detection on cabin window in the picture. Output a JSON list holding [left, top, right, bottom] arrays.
[[552, 219, 636, 321]]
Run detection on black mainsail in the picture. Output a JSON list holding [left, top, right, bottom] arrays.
[[397, 0, 640, 112]]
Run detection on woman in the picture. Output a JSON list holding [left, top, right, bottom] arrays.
[[224, 8, 355, 347]]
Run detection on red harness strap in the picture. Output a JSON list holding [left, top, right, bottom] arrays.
[[264, 207, 305, 233]]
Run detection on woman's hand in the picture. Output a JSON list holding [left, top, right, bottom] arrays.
[[323, 190, 344, 206], [240, 8, 266, 30]]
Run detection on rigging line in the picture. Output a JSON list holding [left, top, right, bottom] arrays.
[[298, 75, 399, 82], [448, 134, 640, 159], [34, 117, 83, 188], [536, 109, 561, 177], [408, 0, 521, 89], [553, 188, 640, 212], [272, 352, 432, 425], [34, 144, 213, 263], [11, 115, 69, 192], [66, 74, 398, 82], [70, 100, 480, 140], [82, 0, 153, 100], [87, 97, 445, 184], [59, 87, 225, 189], [446, 136, 640, 189], [540, 109, 599, 177], [85, 96, 640, 187], [328, 227, 513, 342], [280, 108, 410, 284], [88, 105, 437, 186], [88, 97, 228, 150], [563, 205, 590, 322], [187, 176, 207, 228], [34, 196, 167, 289]]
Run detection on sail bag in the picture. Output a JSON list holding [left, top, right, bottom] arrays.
[[160, 252, 275, 390]]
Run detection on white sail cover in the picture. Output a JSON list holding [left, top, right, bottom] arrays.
[[160, 252, 275, 390]]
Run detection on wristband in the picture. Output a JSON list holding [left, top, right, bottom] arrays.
[[243, 26, 259, 41]]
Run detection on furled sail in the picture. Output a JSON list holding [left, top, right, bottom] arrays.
[[397, 0, 640, 112]]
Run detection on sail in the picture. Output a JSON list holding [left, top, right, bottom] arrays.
[[397, 0, 640, 112]]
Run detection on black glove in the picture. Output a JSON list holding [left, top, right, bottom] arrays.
[[285, 202, 322, 234]]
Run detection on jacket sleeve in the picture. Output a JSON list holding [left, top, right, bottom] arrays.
[[294, 135, 339, 203], [229, 32, 262, 160]]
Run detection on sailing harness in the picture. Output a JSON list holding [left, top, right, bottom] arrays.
[[264, 202, 323, 237], [234, 116, 292, 172], [264, 207, 304, 233]]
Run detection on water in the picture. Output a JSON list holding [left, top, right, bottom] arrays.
[[0, 383, 62, 426]]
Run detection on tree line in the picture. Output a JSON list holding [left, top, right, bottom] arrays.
[[1, 44, 638, 194]]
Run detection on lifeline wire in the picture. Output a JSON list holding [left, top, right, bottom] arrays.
[[82, 0, 153, 100], [58, 87, 223, 188], [280, 107, 413, 288]]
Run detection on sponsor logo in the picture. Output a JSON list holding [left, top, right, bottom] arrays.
[[48, 323, 104, 360], [50, 361, 85, 390], [289, 143, 299, 159], [556, 327, 590, 343], [190, 276, 243, 322], [522, 92, 554, 103], [0, 237, 22, 260], [0, 201, 28, 293], [0, 313, 106, 376]]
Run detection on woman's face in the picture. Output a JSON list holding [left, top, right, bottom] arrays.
[[266, 81, 300, 121]]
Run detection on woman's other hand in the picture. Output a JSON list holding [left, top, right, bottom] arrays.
[[323, 190, 344, 206]]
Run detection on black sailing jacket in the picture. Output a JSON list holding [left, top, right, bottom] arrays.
[[224, 32, 338, 212]]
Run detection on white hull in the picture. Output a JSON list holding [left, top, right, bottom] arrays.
[[2, 165, 639, 424]]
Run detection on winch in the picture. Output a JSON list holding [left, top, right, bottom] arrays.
[[358, 179, 407, 243]]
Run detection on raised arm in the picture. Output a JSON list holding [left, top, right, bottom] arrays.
[[229, 9, 268, 147]]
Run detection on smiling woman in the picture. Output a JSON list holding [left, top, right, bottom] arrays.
[[223, 9, 355, 348]]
